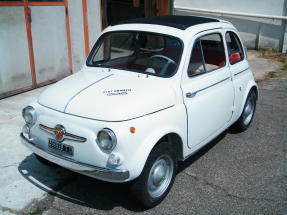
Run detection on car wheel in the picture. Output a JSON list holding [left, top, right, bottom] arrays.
[[130, 142, 177, 208], [34, 154, 58, 167], [231, 89, 257, 132]]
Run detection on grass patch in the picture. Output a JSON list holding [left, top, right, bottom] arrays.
[[29, 208, 45, 215], [257, 49, 287, 81], [279, 58, 287, 70], [267, 71, 277, 78]]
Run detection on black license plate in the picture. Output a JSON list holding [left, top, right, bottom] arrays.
[[48, 139, 74, 156]]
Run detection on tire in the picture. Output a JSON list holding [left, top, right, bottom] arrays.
[[231, 89, 257, 132], [130, 142, 177, 208], [34, 154, 58, 167]]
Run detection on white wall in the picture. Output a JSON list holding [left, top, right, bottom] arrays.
[[30, 6, 70, 84], [68, 0, 86, 73], [0, 7, 32, 94], [175, 0, 285, 16], [174, 0, 287, 51], [68, 0, 102, 73], [87, 0, 102, 50]]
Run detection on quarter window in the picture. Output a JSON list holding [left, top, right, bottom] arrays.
[[226, 31, 244, 64], [188, 33, 226, 77]]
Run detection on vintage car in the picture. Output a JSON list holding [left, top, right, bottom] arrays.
[[21, 15, 258, 207]]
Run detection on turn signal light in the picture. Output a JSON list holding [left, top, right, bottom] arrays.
[[130, 127, 136, 133]]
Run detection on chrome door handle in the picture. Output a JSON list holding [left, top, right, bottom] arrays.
[[186, 92, 197, 98]]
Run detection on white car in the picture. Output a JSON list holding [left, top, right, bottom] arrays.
[[21, 15, 258, 207]]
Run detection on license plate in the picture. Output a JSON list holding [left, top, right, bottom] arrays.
[[48, 139, 74, 156]]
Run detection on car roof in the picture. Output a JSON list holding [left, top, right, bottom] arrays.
[[113, 15, 220, 30]]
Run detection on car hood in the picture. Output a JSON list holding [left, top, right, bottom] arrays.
[[38, 68, 176, 121]]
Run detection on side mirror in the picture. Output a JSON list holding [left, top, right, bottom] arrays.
[[229, 52, 241, 64]]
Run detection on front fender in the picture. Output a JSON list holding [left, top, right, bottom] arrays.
[[126, 104, 187, 180]]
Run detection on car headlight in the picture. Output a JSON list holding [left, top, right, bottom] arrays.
[[96, 128, 117, 151], [22, 106, 37, 125]]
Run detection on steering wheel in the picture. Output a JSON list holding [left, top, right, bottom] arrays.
[[147, 55, 177, 75]]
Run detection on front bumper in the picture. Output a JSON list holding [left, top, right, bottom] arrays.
[[20, 133, 130, 182]]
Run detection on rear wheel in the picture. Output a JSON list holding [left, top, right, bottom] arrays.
[[231, 89, 257, 132], [34, 154, 58, 167], [130, 142, 177, 208]]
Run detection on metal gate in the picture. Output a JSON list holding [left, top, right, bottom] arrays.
[[0, 0, 73, 98]]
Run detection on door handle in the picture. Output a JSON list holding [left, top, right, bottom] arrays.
[[186, 92, 197, 98]]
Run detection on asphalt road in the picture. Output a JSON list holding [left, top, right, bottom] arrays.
[[14, 77, 286, 215]]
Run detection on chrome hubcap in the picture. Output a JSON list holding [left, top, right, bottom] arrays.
[[243, 96, 255, 126], [147, 155, 174, 198]]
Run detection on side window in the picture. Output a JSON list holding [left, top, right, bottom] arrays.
[[188, 33, 226, 77], [226, 31, 244, 64]]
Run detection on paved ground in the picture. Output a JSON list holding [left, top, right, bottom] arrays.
[[0, 52, 286, 214]]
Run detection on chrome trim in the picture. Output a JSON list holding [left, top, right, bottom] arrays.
[[189, 77, 231, 95], [97, 128, 117, 151], [186, 92, 197, 98], [234, 68, 249, 76], [22, 106, 37, 125], [39, 124, 86, 142], [20, 133, 130, 181]]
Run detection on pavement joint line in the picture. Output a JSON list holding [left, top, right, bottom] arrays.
[[183, 171, 276, 202]]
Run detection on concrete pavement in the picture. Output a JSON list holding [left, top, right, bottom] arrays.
[[0, 51, 286, 214]]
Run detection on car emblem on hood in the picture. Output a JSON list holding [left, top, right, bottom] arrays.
[[39, 124, 86, 142], [53, 124, 65, 141]]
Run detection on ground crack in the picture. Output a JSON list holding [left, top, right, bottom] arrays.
[[0, 163, 19, 168]]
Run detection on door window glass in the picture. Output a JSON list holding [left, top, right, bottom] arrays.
[[226, 31, 244, 64], [200, 34, 226, 72], [188, 40, 205, 76], [188, 33, 226, 77]]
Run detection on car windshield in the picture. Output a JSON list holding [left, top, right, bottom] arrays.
[[86, 31, 183, 77]]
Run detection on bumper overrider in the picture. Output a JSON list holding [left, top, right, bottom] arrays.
[[20, 133, 130, 182]]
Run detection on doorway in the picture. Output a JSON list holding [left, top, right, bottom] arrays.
[[101, 0, 173, 28]]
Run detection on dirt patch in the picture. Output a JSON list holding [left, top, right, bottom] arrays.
[[256, 49, 287, 81]]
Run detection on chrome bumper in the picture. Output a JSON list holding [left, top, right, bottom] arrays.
[[20, 133, 130, 182]]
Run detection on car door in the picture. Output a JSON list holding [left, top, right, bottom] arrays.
[[181, 30, 234, 149]]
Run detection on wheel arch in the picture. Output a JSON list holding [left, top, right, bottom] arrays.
[[238, 80, 258, 116], [157, 133, 184, 161]]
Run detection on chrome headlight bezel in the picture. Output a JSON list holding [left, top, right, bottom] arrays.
[[96, 128, 117, 151], [22, 106, 37, 125]]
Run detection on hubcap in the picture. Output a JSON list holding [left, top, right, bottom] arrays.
[[147, 155, 174, 198], [243, 95, 255, 126]]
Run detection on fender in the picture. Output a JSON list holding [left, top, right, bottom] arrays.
[[128, 124, 185, 180]]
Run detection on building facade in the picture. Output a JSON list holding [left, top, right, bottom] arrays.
[[174, 0, 287, 52]]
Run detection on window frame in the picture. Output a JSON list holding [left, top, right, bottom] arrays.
[[187, 32, 227, 78], [225, 31, 245, 65]]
